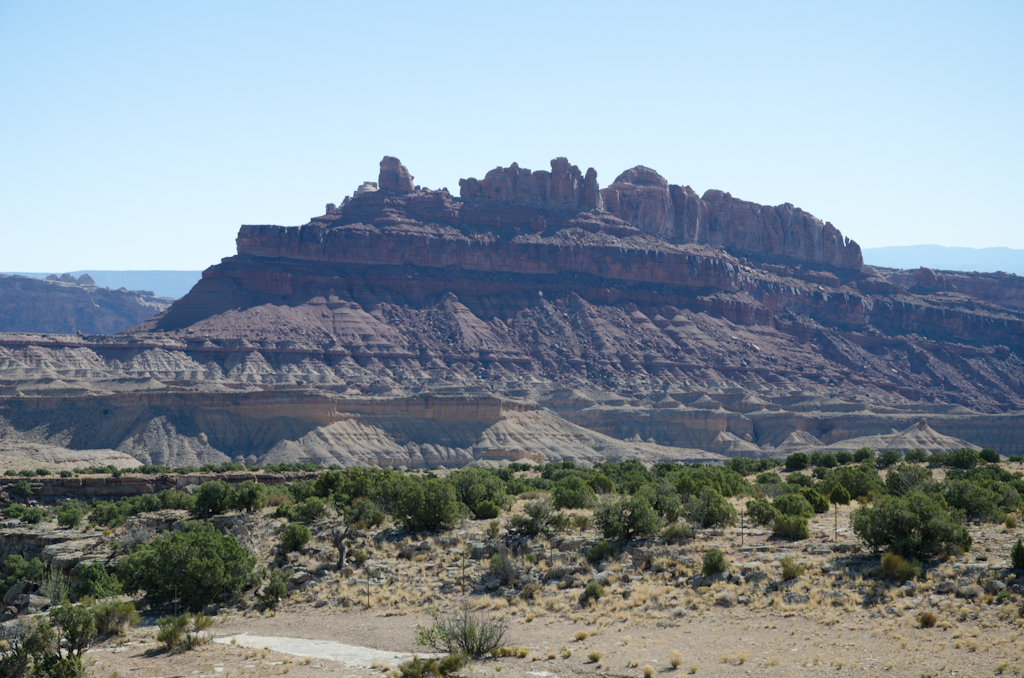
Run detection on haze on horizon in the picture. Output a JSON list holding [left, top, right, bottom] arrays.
[[0, 1, 1020, 271]]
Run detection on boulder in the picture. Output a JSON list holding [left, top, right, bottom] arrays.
[[379, 157, 415, 193]]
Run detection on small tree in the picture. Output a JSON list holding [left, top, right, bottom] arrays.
[[829, 484, 850, 541], [396, 477, 461, 532], [190, 480, 234, 518], [784, 453, 809, 471], [851, 491, 972, 558], [595, 494, 661, 541], [701, 548, 727, 577], [1011, 539, 1024, 571], [280, 523, 312, 553], [551, 476, 595, 510], [11, 480, 32, 498], [50, 603, 96, 659]]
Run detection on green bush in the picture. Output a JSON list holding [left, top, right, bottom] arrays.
[[773, 493, 814, 518], [941, 480, 1005, 522], [156, 612, 213, 651], [835, 451, 855, 465], [280, 523, 312, 553], [73, 561, 122, 600], [0, 555, 45, 593], [415, 601, 510, 657], [755, 471, 780, 485], [397, 477, 461, 532], [746, 498, 780, 527], [681, 487, 737, 529], [260, 568, 291, 609], [89, 489, 195, 527], [508, 500, 552, 536], [117, 521, 260, 611], [586, 540, 616, 563], [50, 603, 96, 659], [11, 480, 32, 498], [772, 515, 810, 540], [57, 501, 85, 529], [947, 448, 980, 470], [904, 449, 927, 463], [231, 480, 270, 512], [1012, 539, 1024, 570], [343, 497, 385, 529], [854, 447, 875, 463], [662, 522, 693, 543], [880, 552, 920, 583], [277, 496, 327, 522], [451, 468, 509, 518], [399, 653, 468, 678], [779, 556, 805, 581], [581, 580, 605, 605], [4, 504, 49, 524], [90, 600, 139, 636], [701, 548, 727, 577], [474, 500, 501, 520], [488, 553, 517, 586], [829, 484, 851, 506], [885, 463, 933, 496], [851, 491, 972, 558], [190, 480, 234, 518], [877, 450, 902, 467], [817, 463, 884, 500], [551, 475, 596, 510], [800, 488, 829, 514], [980, 449, 1000, 464], [595, 494, 662, 541], [810, 451, 837, 468], [785, 453, 809, 471]]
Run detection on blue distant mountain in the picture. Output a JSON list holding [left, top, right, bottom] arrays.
[[862, 245, 1024, 276], [3, 271, 203, 299]]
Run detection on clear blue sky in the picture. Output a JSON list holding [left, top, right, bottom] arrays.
[[1, 1, 1021, 270]]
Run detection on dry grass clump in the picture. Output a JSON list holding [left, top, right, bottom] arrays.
[[919, 611, 938, 628], [574, 630, 589, 641], [669, 651, 683, 668], [587, 651, 604, 663], [641, 665, 655, 677]]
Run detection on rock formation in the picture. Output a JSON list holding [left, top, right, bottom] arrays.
[[0, 274, 173, 334], [0, 156, 1022, 468]]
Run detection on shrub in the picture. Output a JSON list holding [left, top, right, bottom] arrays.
[[259, 568, 290, 609], [474, 500, 501, 520], [773, 493, 814, 518], [508, 501, 553, 537], [397, 477, 461, 532], [851, 491, 972, 558], [877, 450, 902, 467], [91, 600, 139, 636], [980, 448, 1000, 464], [662, 522, 693, 543], [800, 488, 829, 514], [156, 613, 213, 651], [190, 480, 234, 518], [918, 611, 937, 628], [885, 463, 933, 496], [835, 451, 855, 465], [40, 571, 71, 606], [755, 471, 780, 485], [853, 447, 875, 463], [451, 467, 509, 518], [642, 666, 655, 678], [547, 512, 571, 532], [701, 548, 727, 577], [817, 464, 884, 500], [784, 453, 809, 471], [4, 504, 49, 524], [785, 472, 813, 488], [941, 480, 1005, 522], [281, 523, 312, 553], [74, 561, 122, 600], [551, 476, 595, 510], [117, 521, 260, 611], [278, 496, 327, 522], [50, 603, 96, 659], [415, 600, 511, 657], [669, 651, 683, 669], [810, 451, 838, 469], [89, 489, 195, 528], [581, 580, 605, 606], [746, 498, 780, 527], [11, 480, 32, 498], [681, 487, 737, 529], [344, 497, 386, 529], [231, 480, 270, 512], [571, 514, 591, 532], [880, 552, 920, 583], [1012, 539, 1024, 570], [56, 501, 85, 529], [779, 556, 805, 581], [586, 540, 616, 563], [485, 520, 500, 540], [595, 494, 662, 541], [0, 554, 45, 593], [398, 653, 467, 678], [588, 651, 604, 663], [947, 448, 980, 470], [488, 553, 518, 586], [772, 515, 810, 540], [1008, 514, 1018, 529], [904, 449, 927, 463], [829, 484, 851, 506]]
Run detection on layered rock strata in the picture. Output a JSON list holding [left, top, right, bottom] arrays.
[[0, 156, 1022, 467]]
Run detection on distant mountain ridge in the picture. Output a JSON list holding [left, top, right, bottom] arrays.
[[863, 245, 1024, 276], [4, 271, 203, 299]]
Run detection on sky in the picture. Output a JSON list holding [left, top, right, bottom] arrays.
[[1, 1, 1021, 270]]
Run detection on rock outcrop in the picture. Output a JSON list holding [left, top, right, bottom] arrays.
[[0, 274, 174, 334], [0, 156, 1022, 468]]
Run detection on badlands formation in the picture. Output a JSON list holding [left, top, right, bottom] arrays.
[[1, 156, 1023, 468]]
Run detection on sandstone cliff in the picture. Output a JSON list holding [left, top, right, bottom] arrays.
[[0, 156, 1022, 468], [0, 274, 173, 334]]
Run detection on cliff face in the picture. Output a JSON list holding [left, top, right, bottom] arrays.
[[0, 274, 173, 334], [1, 156, 1023, 469]]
